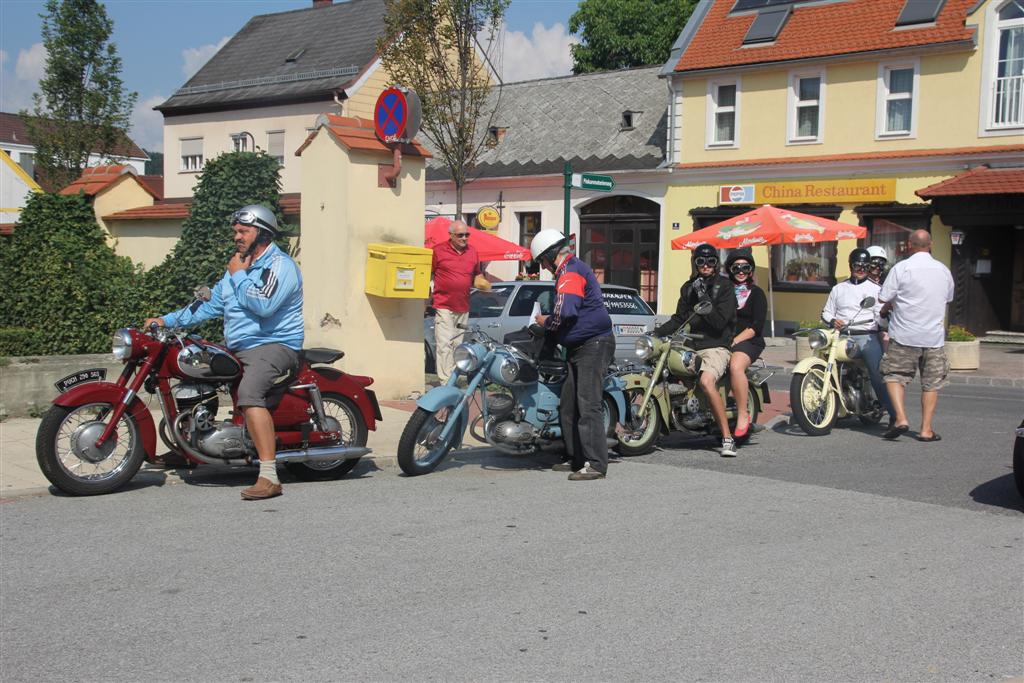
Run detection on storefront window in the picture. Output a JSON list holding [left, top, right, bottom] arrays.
[[855, 207, 931, 266], [517, 212, 542, 278], [771, 243, 837, 289]]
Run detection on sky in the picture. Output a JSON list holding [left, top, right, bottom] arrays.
[[0, 0, 582, 153]]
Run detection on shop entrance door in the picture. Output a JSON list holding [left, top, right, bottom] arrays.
[[578, 196, 660, 307]]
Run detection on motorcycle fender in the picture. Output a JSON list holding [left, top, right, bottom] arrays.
[[792, 356, 828, 376], [305, 368, 379, 430], [51, 381, 157, 458], [620, 373, 670, 432], [756, 382, 771, 405], [416, 386, 464, 412], [604, 389, 628, 426]]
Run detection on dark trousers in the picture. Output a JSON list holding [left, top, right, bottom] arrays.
[[560, 335, 615, 474]]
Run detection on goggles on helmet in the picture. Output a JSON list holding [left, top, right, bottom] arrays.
[[869, 257, 887, 268], [694, 256, 718, 267], [232, 209, 277, 233], [729, 263, 753, 275]]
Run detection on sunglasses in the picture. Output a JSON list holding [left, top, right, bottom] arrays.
[[729, 263, 753, 275], [453, 232, 470, 238], [851, 263, 869, 271], [232, 210, 275, 232], [869, 258, 886, 268], [694, 256, 718, 267]]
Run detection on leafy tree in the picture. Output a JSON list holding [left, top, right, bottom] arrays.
[[23, 0, 138, 190], [141, 151, 289, 334], [377, 0, 508, 216], [144, 150, 164, 175], [0, 192, 141, 354], [569, 0, 698, 74]]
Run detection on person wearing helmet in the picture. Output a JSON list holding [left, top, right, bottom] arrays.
[[866, 245, 888, 285], [724, 248, 767, 440], [530, 229, 614, 481], [145, 204, 303, 500], [821, 247, 893, 425], [654, 243, 738, 456]]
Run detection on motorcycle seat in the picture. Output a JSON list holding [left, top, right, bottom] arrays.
[[537, 359, 567, 376], [301, 348, 345, 365]]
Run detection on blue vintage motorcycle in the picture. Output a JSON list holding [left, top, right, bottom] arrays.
[[397, 325, 628, 476]]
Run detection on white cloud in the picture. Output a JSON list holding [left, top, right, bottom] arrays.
[[129, 94, 166, 153], [495, 22, 577, 84], [0, 43, 46, 113], [181, 37, 229, 80]]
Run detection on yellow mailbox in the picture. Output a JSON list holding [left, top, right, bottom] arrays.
[[365, 242, 433, 298]]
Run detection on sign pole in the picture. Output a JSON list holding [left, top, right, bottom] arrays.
[[563, 161, 571, 238]]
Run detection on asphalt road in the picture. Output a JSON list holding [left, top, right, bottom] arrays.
[[1, 383, 1021, 682]]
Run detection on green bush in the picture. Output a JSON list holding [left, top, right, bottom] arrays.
[[0, 193, 141, 354], [0, 327, 43, 356], [946, 324, 976, 342], [794, 319, 829, 337]]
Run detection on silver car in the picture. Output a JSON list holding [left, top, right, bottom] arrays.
[[425, 281, 660, 370]]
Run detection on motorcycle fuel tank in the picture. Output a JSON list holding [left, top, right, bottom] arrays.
[[174, 343, 242, 381]]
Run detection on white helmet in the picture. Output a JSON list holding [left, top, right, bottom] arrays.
[[530, 229, 568, 262], [866, 245, 888, 261]]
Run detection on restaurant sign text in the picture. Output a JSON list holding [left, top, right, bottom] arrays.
[[719, 179, 897, 205]]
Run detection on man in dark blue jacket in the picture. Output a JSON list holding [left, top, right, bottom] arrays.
[[530, 229, 614, 481]]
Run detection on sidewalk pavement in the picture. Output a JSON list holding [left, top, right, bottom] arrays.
[[3, 344, 1020, 498]]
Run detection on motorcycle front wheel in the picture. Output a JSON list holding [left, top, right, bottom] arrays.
[[284, 393, 368, 481], [36, 403, 146, 496], [790, 369, 837, 435], [397, 406, 464, 476], [615, 388, 662, 456]]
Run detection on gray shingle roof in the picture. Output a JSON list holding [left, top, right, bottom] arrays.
[[157, 0, 385, 115], [425, 66, 667, 181]]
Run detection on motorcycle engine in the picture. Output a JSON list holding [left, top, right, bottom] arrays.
[[174, 382, 219, 412], [486, 419, 537, 446], [178, 403, 249, 459], [672, 395, 707, 430]]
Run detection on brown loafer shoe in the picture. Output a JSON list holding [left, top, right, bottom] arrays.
[[551, 462, 574, 472], [241, 477, 283, 500]]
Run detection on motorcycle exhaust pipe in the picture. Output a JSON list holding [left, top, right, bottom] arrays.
[[275, 445, 372, 464]]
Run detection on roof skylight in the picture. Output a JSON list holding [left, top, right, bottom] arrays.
[[895, 0, 946, 27]]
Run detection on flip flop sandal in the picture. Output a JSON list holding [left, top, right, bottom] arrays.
[[883, 424, 910, 440], [915, 433, 942, 442]]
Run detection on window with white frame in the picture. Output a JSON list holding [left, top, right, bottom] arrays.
[[267, 131, 285, 165], [707, 80, 739, 147], [788, 71, 824, 143], [231, 133, 251, 153], [180, 138, 203, 171], [876, 61, 919, 137], [993, 1, 1024, 128]]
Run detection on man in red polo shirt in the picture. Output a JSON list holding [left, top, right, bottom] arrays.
[[432, 220, 486, 383]]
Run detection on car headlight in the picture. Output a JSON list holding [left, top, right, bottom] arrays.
[[844, 339, 861, 358], [112, 329, 134, 360], [454, 344, 483, 374], [807, 329, 829, 350], [497, 355, 520, 383], [634, 335, 655, 361]]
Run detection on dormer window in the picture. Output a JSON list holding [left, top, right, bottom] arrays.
[[620, 111, 640, 130], [285, 48, 306, 63], [487, 126, 507, 147]]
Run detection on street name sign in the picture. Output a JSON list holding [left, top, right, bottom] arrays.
[[571, 172, 615, 192]]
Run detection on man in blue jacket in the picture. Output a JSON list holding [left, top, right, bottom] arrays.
[[146, 205, 303, 500], [531, 229, 614, 481]]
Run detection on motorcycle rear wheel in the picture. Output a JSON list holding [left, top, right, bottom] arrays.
[[284, 393, 368, 481], [790, 369, 837, 435], [36, 403, 145, 496], [397, 406, 464, 476], [615, 388, 662, 456]]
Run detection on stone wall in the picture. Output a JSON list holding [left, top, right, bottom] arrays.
[[0, 355, 123, 419]]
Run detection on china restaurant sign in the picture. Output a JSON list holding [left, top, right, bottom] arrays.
[[719, 179, 897, 205]]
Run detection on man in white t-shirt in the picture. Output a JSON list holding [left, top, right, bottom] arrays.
[[878, 230, 955, 442]]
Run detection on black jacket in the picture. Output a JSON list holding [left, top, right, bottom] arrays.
[[654, 274, 736, 350]]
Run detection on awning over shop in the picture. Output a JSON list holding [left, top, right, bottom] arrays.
[[916, 165, 1024, 198]]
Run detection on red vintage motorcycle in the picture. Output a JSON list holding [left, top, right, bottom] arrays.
[[36, 303, 380, 496]]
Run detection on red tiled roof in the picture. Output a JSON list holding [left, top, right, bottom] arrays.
[[105, 193, 301, 221], [137, 175, 164, 200], [0, 223, 14, 236], [674, 144, 1024, 170], [916, 165, 1024, 198], [295, 114, 432, 158], [60, 165, 159, 200], [674, 0, 977, 73], [0, 112, 148, 159]]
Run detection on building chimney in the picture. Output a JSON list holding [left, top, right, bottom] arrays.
[[313, 0, 332, 7]]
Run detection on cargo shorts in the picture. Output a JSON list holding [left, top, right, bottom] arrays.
[[696, 347, 731, 383], [235, 344, 300, 408], [879, 339, 950, 392]]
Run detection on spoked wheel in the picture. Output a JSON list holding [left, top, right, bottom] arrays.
[[284, 393, 368, 481], [397, 406, 465, 476], [36, 403, 145, 496], [729, 381, 762, 445], [790, 369, 837, 435], [615, 388, 661, 456]]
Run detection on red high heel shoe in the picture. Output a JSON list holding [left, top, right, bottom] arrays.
[[734, 417, 750, 439]]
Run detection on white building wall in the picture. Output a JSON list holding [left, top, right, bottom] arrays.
[[1, 149, 41, 223]]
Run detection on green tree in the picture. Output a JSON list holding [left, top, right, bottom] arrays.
[[0, 192, 141, 354], [144, 150, 164, 175], [23, 0, 138, 190], [142, 152, 289, 332], [377, 0, 509, 216], [569, 0, 697, 74]]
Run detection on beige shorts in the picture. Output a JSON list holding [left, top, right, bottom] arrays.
[[880, 339, 950, 392], [696, 347, 731, 383]]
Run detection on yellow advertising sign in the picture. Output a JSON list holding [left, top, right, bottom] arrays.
[[476, 205, 501, 230], [719, 179, 897, 205]]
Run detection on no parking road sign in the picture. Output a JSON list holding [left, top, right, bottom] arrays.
[[374, 87, 421, 143]]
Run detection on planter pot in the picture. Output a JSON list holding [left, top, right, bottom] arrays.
[[795, 336, 814, 361], [945, 339, 980, 370]]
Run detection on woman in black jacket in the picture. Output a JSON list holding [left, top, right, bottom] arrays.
[[725, 248, 767, 439]]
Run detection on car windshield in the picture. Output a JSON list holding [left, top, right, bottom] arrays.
[[508, 286, 555, 316], [470, 285, 514, 318], [602, 290, 653, 316]]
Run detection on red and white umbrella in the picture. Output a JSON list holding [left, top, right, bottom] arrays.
[[424, 216, 530, 261]]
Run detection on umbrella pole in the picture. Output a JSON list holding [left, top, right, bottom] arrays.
[[768, 244, 776, 338]]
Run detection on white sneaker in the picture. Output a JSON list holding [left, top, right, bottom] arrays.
[[720, 437, 737, 457]]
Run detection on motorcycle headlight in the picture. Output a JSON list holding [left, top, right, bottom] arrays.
[[634, 335, 655, 361], [844, 339, 861, 358], [497, 355, 520, 383], [807, 329, 829, 350], [453, 344, 483, 374], [112, 329, 134, 360]]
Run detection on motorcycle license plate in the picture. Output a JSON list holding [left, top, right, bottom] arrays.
[[54, 368, 107, 393], [615, 324, 647, 336]]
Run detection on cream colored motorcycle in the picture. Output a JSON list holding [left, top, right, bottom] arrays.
[[616, 301, 774, 456], [789, 296, 885, 436]]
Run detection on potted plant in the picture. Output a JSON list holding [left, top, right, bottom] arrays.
[[793, 319, 828, 361], [785, 260, 803, 282], [801, 261, 821, 282], [945, 324, 980, 370]]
